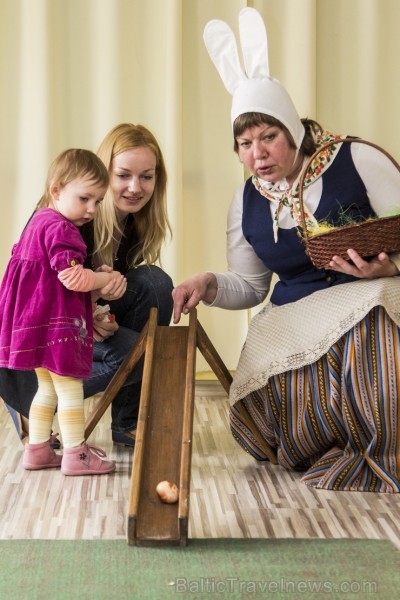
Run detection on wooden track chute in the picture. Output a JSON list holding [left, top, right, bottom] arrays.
[[84, 307, 232, 546]]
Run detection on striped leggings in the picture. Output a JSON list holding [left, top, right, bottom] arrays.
[[29, 368, 85, 448]]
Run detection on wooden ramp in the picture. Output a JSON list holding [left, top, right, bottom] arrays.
[[83, 307, 232, 546], [127, 308, 232, 546]]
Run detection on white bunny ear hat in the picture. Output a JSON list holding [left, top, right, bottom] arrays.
[[203, 7, 305, 149]]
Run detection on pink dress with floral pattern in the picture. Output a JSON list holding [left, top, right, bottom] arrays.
[[0, 208, 93, 378]]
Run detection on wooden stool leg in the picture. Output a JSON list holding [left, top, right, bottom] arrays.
[[84, 309, 157, 440], [196, 320, 233, 393]]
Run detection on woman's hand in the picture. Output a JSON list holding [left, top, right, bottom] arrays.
[[328, 249, 399, 278], [172, 272, 218, 324], [92, 302, 119, 341], [95, 264, 127, 300], [93, 314, 119, 341]]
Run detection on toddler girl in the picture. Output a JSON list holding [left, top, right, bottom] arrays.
[[0, 148, 126, 475]]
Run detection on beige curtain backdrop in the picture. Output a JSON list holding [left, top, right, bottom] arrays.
[[1, 0, 400, 374]]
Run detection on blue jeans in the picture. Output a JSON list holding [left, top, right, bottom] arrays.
[[97, 265, 174, 432], [1, 265, 174, 435], [103, 264, 174, 331], [85, 326, 143, 433]]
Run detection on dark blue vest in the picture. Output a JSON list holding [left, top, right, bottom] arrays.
[[242, 143, 375, 305]]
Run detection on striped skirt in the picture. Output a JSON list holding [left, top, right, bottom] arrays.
[[229, 306, 400, 492]]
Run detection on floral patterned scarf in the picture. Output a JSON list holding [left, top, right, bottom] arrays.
[[252, 130, 344, 242]]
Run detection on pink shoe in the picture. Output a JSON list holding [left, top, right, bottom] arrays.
[[61, 443, 116, 476], [23, 440, 62, 470]]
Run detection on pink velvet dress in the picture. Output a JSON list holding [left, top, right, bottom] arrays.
[[0, 208, 93, 378]]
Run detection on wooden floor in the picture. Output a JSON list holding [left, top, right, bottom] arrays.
[[1, 381, 400, 547]]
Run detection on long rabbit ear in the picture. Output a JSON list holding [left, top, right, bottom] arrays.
[[238, 7, 270, 79], [203, 19, 246, 95]]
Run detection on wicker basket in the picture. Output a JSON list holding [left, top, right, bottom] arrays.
[[298, 138, 400, 269]]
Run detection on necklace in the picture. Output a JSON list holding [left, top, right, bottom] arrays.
[[113, 215, 128, 261]]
